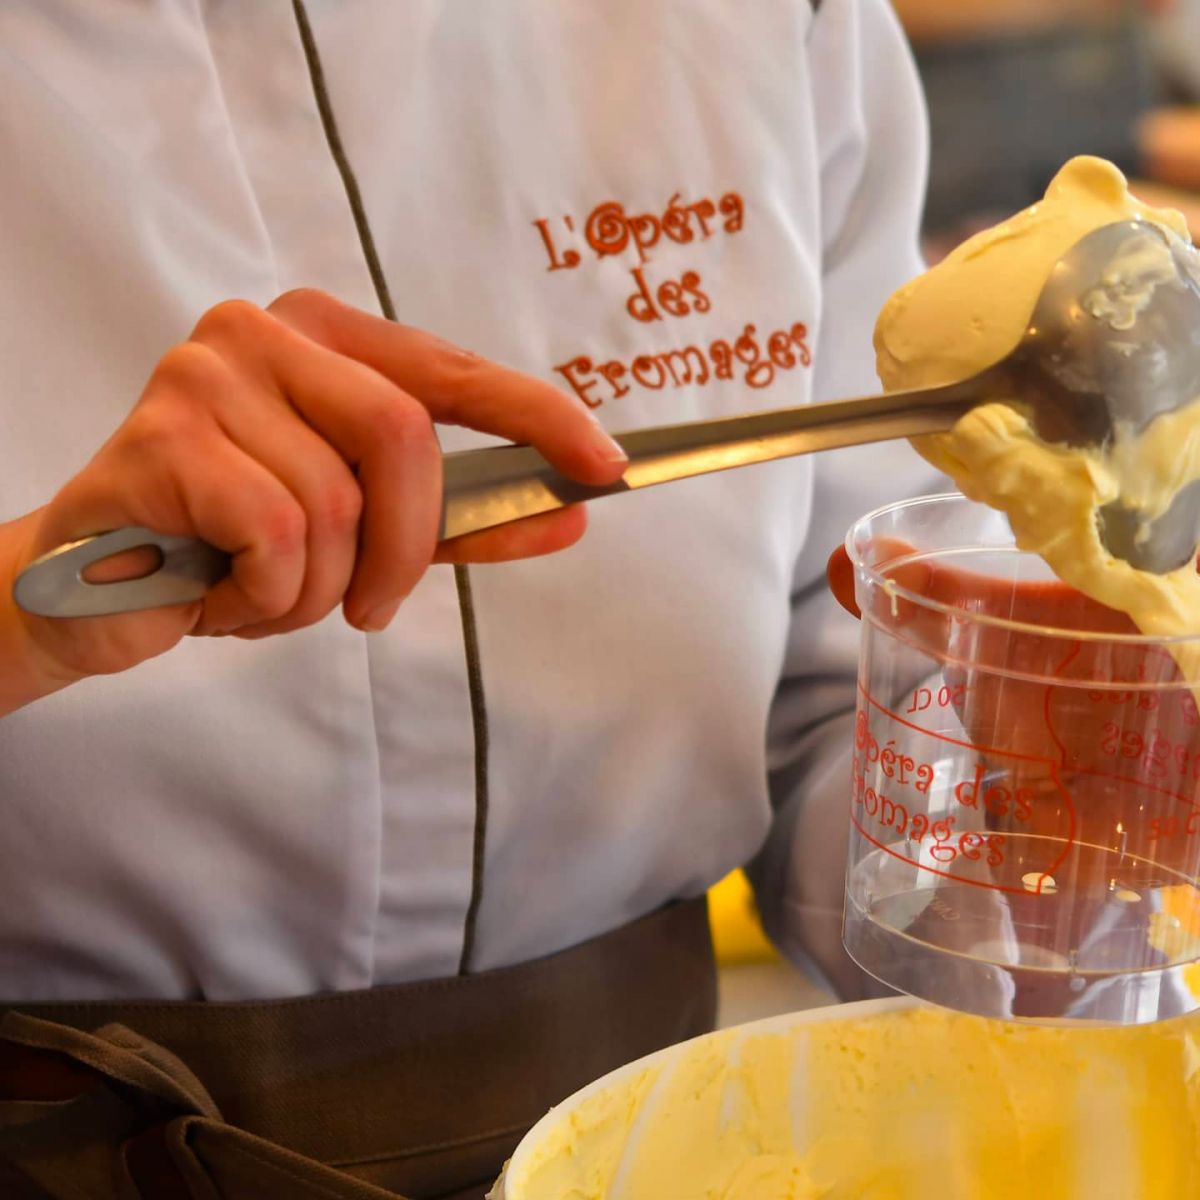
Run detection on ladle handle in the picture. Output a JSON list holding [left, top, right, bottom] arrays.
[[12, 382, 975, 618]]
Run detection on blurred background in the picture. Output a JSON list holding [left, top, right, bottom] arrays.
[[714, 0, 1200, 1025], [903, 0, 1200, 257]]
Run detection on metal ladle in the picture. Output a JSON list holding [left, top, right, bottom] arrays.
[[14, 219, 1200, 619]]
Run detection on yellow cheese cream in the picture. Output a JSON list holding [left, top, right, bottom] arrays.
[[504, 1003, 1200, 1199], [874, 156, 1200, 652]]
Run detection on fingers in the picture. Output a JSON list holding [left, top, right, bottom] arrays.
[[82, 544, 164, 585], [193, 295, 610, 628], [202, 397, 364, 637], [829, 537, 935, 632], [110, 297, 610, 638], [340, 393, 442, 630], [435, 506, 588, 564], [261, 364, 442, 631], [266, 289, 629, 484], [191, 306, 445, 630], [54, 414, 307, 637], [826, 546, 859, 619]]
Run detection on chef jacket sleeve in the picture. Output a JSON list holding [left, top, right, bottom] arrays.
[[746, 0, 946, 998]]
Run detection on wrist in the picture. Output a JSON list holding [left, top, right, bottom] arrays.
[[0, 512, 82, 716]]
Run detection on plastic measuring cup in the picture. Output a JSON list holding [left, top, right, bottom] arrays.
[[836, 493, 1200, 1024]]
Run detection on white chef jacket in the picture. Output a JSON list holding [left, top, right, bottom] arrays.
[[0, 0, 940, 1002]]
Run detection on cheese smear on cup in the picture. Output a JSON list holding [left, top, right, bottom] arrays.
[[874, 156, 1200, 649]]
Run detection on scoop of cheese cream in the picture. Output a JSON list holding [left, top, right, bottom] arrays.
[[875, 156, 1200, 649]]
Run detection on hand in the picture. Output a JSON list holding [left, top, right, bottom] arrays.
[[0, 289, 628, 709]]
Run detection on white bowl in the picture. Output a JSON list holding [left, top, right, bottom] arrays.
[[494, 995, 1200, 1200]]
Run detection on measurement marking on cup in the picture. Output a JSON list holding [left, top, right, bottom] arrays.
[[905, 683, 969, 715], [864, 684, 1200, 817], [858, 683, 1053, 766], [849, 814, 1063, 898], [852, 756, 1008, 869], [854, 713, 935, 792], [855, 683, 1080, 896], [855, 685, 1200, 898]]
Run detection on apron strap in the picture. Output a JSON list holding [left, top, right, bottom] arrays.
[[0, 897, 716, 1200], [0, 1013, 403, 1200]]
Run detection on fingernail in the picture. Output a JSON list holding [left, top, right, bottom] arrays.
[[589, 423, 628, 465], [359, 601, 400, 633]]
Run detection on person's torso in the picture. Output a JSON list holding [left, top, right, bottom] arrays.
[[0, 0, 827, 999]]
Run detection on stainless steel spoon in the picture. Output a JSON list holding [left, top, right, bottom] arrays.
[[14, 219, 1200, 619]]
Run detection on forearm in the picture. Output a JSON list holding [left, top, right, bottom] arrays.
[[0, 512, 77, 717]]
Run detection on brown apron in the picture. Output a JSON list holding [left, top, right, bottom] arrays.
[[0, 897, 715, 1200]]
